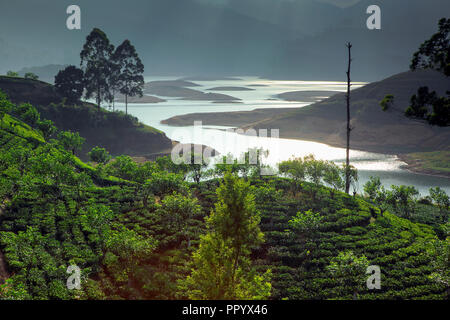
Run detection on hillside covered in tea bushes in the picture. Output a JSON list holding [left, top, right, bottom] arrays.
[[0, 93, 448, 300]]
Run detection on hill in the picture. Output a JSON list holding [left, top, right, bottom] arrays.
[[17, 64, 67, 84], [144, 82, 240, 102], [0, 110, 446, 299], [164, 70, 450, 156], [0, 76, 172, 159], [247, 70, 450, 154]]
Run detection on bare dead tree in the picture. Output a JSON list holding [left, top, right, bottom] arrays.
[[345, 42, 353, 194]]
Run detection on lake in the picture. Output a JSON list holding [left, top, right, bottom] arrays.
[[111, 76, 450, 196]]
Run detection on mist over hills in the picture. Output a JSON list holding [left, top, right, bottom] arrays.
[[0, 0, 448, 81]]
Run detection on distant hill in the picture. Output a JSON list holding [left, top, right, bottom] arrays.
[[2, 0, 449, 80], [0, 76, 172, 159], [249, 70, 450, 154], [163, 69, 450, 154], [17, 64, 67, 84], [144, 82, 240, 101], [0, 76, 63, 105]]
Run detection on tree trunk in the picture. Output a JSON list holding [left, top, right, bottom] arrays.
[[112, 88, 115, 112], [231, 246, 241, 292], [345, 42, 352, 194], [125, 93, 128, 115], [97, 83, 101, 110]]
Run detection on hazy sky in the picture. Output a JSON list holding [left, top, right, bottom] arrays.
[[314, 0, 361, 7], [0, 0, 448, 81], [196, 0, 362, 7]]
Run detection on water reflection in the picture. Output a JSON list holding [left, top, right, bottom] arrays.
[[112, 77, 449, 196]]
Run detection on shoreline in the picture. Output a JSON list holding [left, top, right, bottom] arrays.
[[161, 110, 449, 180], [397, 154, 450, 179]]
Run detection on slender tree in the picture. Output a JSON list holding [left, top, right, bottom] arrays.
[[345, 42, 353, 194], [113, 40, 144, 114], [107, 52, 121, 112], [180, 173, 271, 299], [54, 66, 84, 103], [80, 28, 114, 110]]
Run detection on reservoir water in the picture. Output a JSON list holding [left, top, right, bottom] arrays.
[[112, 76, 450, 196]]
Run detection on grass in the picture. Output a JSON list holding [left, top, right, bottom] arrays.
[[405, 151, 450, 174]]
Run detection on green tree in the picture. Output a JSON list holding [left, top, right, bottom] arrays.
[[279, 158, 306, 184], [104, 226, 157, 284], [112, 40, 144, 114], [14, 103, 40, 126], [429, 187, 449, 223], [104, 155, 138, 181], [57, 130, 85, 155], [411, 18, 450, 76], [389, 185, 419, 219], [326, 251, 369, 299], [364, 176, 383, 202], [142, 171, 187, 207], [288, 210, 323, 245], [323, 161, 345, 197], [304, 154, 326, 187], [380, 94, 394, 111], [80, 28, 114, 110], [156, 193, 202, 247], [405, 86, 437, 119], [80, 202, 114, 246], [181, 173, 271, 299], [186, 152, 208, 184], [54, 66, 84, 104], [88, 146, 111, 165], [408, 18, 450, 126], [6, 71, 18, 77], [156, 155, 189, 178], [24, 72, 39, 80], [37, 119, 57, 140]]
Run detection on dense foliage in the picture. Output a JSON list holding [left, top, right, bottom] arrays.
[[0, 93, 448, 300], [408, 18, 450, 126]]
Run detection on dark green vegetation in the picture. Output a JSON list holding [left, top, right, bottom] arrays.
[[406, 18, 449, 127], [0, 77, 172, 160], [0, 92, 448, 299]]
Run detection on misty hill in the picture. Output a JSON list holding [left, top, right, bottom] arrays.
[[162, 69, 450, 154], [145, 82, 240, 101], [277, 90, 341, 102], [248, 70, 450, 154], [2, 0, 449, 80], [114, 94, 166, 104], [146, 80, 200, 87], [16, 64, 67, 84], [0, 76, 172, 159], [207, 86, 254, 91]]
